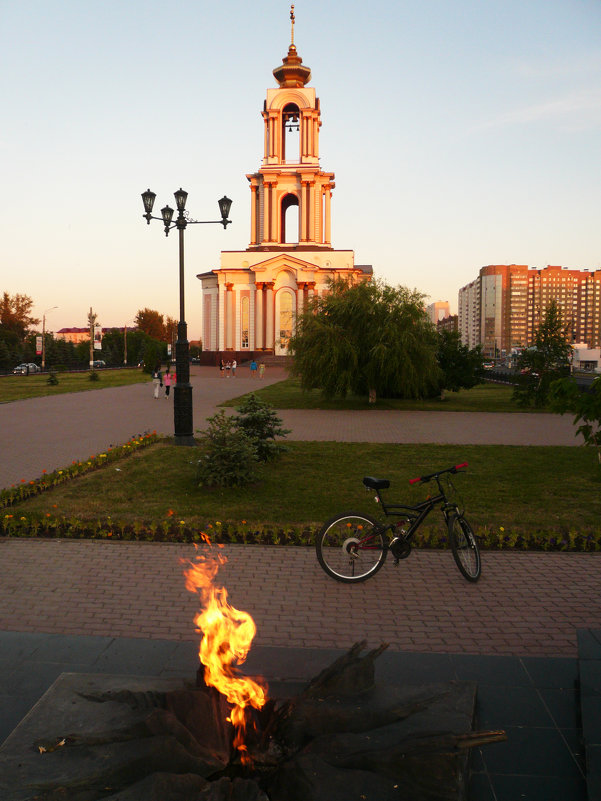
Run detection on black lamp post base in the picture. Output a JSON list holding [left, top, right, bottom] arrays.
[[173, 434, 197, 447], [173, 325, 194, 446]]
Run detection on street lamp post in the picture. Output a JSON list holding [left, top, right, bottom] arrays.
[[41, 306, 58, 371], [141, 188, 232, 446]]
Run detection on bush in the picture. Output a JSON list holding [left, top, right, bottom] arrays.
[[196, 410, 257, 488], [47, 371, 59, 386], [88, 370, 100, 382], [235, 393, 291, 461]]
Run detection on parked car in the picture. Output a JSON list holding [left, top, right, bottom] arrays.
[[13, 363, 40, 374], [92, 360, 106, 368], [482, 362, 494, 370]]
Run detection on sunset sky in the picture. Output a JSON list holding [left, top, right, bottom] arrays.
[[2, 0, 600, 336]]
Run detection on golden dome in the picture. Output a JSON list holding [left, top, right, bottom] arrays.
[[273, 43, 311, 88]]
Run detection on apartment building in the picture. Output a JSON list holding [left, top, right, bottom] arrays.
[[436, 314, 458, 334], [458, 278, 480, 350], [459, 265, 601, 356], [426, 301, 450, 326]]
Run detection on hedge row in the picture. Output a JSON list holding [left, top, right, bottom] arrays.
[[1, 514, 600, 552]]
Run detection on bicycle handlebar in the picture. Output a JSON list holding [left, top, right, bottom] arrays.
[[409, 462, 468, 485]]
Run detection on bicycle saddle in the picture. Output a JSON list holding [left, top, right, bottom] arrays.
[[363, 477, 390, 490]]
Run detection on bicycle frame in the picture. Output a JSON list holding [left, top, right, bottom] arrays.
[[362, 465, 467, 549]]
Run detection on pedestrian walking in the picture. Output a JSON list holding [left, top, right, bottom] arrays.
[[225, 361, 231, 378], [250, 359, 257, 377], [163, 367, 172, 399], [232, 359, 237, 377], [259, 361, 265, 379], [219, 358, 225, 377], [152, 365, 162, 399]]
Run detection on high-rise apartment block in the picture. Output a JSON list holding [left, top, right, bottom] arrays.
[[426, 301, 450, 325], [459, 265, 601, 357]]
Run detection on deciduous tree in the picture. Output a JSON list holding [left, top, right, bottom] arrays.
[[288, 278, 440, 403], [437, 329, 483, 396], [0, 292, 39, 340], [550, 376, 601, 465], [135, 308, 165, 340]]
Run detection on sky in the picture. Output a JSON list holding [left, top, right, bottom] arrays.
[[1, 0, 600, 337]]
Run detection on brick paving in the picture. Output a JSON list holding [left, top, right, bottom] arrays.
[[0, 368, 598, 659], [0, 538, 599, 658]]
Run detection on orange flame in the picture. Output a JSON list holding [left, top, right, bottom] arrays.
[[182, 543, 267, 764]]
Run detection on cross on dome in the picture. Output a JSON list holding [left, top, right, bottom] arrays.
[[273, 4, 311, 87]]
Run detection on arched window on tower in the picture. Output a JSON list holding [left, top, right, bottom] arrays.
[[241, 296, 249, 349], [281, 193, 299, 245], [282, 103, 300, 163]]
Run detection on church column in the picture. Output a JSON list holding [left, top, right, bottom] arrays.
[[262, 112, 269, 160], [264, 180, 276, 242], [301, 113, 308, 159], [269, 114, 276, 159], [297, 281, 305, 318], [272, 183, 280, 242], [306, 180, 315, 243], [225, 283, 234, 350], [218, 284, 226, 351], [265, 282, 275, 350], [250, 184, 258, 245], [307, 281, 315, 302], [300, 181, 309, 242], [255, 282, 264, 349], [324, 184, 332, 245]]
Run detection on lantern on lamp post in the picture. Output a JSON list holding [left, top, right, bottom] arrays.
[[141, 188, 232, 446]]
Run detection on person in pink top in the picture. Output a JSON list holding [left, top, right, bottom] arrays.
[[163, 367, 172, 399]]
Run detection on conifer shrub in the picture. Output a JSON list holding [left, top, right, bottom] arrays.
[[196, 410, 257, 488], [235, 393, 291, 461]]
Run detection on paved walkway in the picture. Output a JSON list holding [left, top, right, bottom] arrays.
[[0, 369, 598, 659], [0, 367, 578, 488], [0, 538, 598, 658]]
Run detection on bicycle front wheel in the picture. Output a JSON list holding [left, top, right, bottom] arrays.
[[448, 515, 481, 582], [316, 511, 387, 583]]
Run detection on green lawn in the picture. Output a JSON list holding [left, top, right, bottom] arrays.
[[0, 368, 149, 402], [12, 441, 600, 538], [222, 379, 532, 413]]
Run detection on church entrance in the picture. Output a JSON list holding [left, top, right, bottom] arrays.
[[275, 289, 295, 355]]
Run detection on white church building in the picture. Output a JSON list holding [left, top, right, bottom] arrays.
[[197, 11, 371, 359]]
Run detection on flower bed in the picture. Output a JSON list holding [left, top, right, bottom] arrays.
[[0, 431, 158, 509], [1, 513, 600, 552], [1, 431, 600, 552]]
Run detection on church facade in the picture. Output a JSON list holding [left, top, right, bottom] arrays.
[[197, 13, 371, 358]]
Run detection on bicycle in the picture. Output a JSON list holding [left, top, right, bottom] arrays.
[[315, 462, 481, 584]]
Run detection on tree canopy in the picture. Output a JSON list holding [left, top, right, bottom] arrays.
[[135, 308, 166, 340], [550, 375, 601, 465], [0, 292, 39, 341], [437, 329, 483, 394], [288, 278, 440, 402], [513, 300, 572, 407]]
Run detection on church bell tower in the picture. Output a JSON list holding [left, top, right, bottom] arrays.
[[197, 6, 371, 356], [247, 5, 334, 250]]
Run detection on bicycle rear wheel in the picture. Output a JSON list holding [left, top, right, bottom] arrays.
[[448, 514, 481, 582], [316, 511, 387, 583]]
